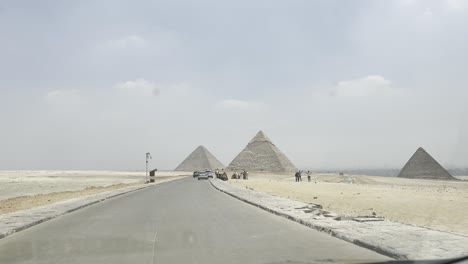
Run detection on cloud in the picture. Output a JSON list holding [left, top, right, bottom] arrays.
[[114, 78, 160, 97], [105, 35, 147, 50], [44, 90, 82, 105], [445, 0, 467, 10], [331, 75, 393, 97], [421, 8, 433, 19], [398, 0, 417, 7], [216, 99, 267, 111]]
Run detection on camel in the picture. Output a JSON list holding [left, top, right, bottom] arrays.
[[220, 172, 229, 181]]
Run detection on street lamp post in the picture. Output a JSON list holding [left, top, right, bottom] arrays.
[[146, 152, 152, 178]]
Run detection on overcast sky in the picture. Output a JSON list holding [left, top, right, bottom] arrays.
[[1, 0, 468, 170]]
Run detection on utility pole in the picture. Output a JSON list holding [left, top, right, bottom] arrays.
[[146, 152, 152, 178]]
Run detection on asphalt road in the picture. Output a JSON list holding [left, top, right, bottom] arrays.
[[0, 178, 389, 264]]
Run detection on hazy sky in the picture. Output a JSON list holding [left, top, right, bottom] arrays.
[[1, 0, 468, 170]]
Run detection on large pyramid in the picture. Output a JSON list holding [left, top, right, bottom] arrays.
[[226, 131, 296, 173], [398, 147, 456, 180], [175, 145, 225, 171]]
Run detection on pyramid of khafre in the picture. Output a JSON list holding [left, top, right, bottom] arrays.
[[398, 147, 456, 180], [226, 131, 296, 173], [175, 145, 225, 171]]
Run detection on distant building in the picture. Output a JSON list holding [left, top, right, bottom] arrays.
[[175, 145, 224, 171], [398, 147, 456, 180], [226, 130, 296, 173]]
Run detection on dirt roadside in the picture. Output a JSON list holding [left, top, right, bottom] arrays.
[[0, 176, 184, 214]]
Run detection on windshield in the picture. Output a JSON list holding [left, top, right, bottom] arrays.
[[0, 0, 467, 263]]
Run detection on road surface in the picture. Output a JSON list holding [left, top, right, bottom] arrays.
[[0, 178, 389, 264]]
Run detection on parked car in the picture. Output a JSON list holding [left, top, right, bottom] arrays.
[[198, 172, 209, 180], [205, 170, 213, 178]]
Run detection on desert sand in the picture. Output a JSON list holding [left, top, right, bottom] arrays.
[[0, 170, 189, 213], [229, 173, 468, 236]]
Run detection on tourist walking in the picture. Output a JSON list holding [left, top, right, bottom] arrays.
[[307, 171, 311, 182]]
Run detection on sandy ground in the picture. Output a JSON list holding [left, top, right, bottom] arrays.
[[0, 170, 190, 201], [0, 170, 190, 214], [0, 176, 185, 214], [229, 173, 468, 236]]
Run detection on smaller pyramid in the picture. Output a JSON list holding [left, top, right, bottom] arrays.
[[175, 145, 225, 171], [398, 147, 456, 180], [226, 131, 296, 173]]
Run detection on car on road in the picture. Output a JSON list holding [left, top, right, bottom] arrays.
[[198, 171, 209, 180], [205, 170, 213, 178], [193, 171, 201, 177]]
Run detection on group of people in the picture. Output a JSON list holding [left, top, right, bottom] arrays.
[[295, 170, 311, 182], [231, 170, 249, 180], [215, 169, 228, 181], [215, 169, 249, 181]]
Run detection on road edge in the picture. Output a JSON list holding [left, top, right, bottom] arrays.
[[208, 179, 468, 260], [0, 177, 187, 240], [208, 179, 400, 259]]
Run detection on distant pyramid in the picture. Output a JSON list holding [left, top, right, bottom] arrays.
[[398, 147, 456, 180], [175, 145, 225, 171], [226, 131, 296, 173]]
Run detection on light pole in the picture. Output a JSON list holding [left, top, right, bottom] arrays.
[[146, 152, 152, 178]]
